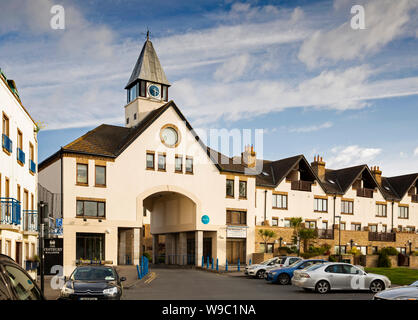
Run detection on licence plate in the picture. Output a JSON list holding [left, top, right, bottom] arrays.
[[79, 297, 98, 300]]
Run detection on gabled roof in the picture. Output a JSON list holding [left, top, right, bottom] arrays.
[[125, 39, 170, 89], [384, 173, 418, 201]]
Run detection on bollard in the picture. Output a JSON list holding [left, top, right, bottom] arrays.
[[211, 258, 214, 270], [202, 256, 204, 268], [238, 258, 240, 272], [206, 256, 209, 269], [226, 259, 228, 272], [137, 264, 141, 279], [249, 259, 252, 266], [216, 258, 219, 271]]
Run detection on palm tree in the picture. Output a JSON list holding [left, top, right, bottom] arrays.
[[258, 229, 277, 253], [289, 217, 303, 255], [299, 228, 317, 252]]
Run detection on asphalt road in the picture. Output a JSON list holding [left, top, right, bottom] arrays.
[[123, 268, 375, 300]]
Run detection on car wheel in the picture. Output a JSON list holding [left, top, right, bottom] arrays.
[[315, 280, 330, 294], [256, 270, 265, 279], [278, 273, 290, 285], [370, 280, 385, 293]]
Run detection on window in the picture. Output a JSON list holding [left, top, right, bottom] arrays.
[[325, 264, 344, 274], [95, 165, 106, 186], [3, 265, 42, 300], [283, 220, 291, 228], [399, 206, 409, 219], [2, 113, 9, 136], [382, 225, 387, 233], [5, 177, 10, 197], [272, 194, 287, 209], [140, 80, 146, 97], [134, 113, 137, 120], [126, 117, 129, 125], [162, 85, 168, 101], [351, 223, 361, 231], [129, 83, 138, 102], [29, 143, 34, 161], [239, 181, 247, 198], [306, 221, 316, 229], [322, 221, 328, 230], [341, 200, 353, 214], [17, 129, 23, 150], [226, 179, 234, 197], [158, 154, 166, 171], [314, 197, 328, 212], [371, 246, 378, 254], [369, 225, 377, 232], [376, 204, 387, 217], [340, 222, 346, 230], [185, 157, 193, 174], [76, 200, 105, 218], [272, 217, 278, 226], [175, 155, 183, 172], [146, 152, 154, 169], [143, 207, 147, 217], [76, 163, 88, 184], [226, 210, 246, 225]]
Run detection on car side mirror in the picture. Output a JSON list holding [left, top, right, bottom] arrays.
[[120, 277, 127, 282]]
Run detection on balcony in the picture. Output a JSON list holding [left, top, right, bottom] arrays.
[[29, 159, 36, 174], [316, 228, 334, 240], [412, 194, 418, 203], [291, 180, 312, 192], [368, 232, 396, 242], [23, 210, 38, 232], [357, 188, 374, 198], [0, 198, 21, 225], [2, 134, 12, 154], [17, 147, 25, 165]]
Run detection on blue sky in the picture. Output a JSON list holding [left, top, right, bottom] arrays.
[[1, 0, 418, 176]]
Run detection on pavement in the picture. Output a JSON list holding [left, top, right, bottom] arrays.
[[123, 267, 375, 300]]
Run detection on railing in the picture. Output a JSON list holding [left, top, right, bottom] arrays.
[[291, 180, 312, 192], [0, 198, 21, 225], [29, 159, 36, 173], [412, 194, 418, 203], [22, 210, 38, 232], [2, 134, 12, 153], [368, 232, 396, 242], [357, 188, 374, 198], [316, 228, 334, 240], [17, 147, 25, 164]]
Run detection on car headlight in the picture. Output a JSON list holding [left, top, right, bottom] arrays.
[[103, 287, 118, 296], [61, 283, 74, 297]]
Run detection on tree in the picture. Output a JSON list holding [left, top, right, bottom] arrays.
[[299, 228, 317, 252], [289, 217, 303, 255], [258, 229, 276, 253]]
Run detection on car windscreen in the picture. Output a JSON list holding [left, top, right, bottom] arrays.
[[410, 281, 418, 287], [72, 267, 116, 281], [261, 259, 275, 265]]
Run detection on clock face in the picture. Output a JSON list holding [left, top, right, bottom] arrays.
[[148, 84, 160, 98], [161, 127, 178, 147]]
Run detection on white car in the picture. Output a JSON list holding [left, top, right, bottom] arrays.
[[292, 262, 391, 294], [245, 256, 302, 279]]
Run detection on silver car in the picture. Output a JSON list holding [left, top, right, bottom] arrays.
[[292, 262, 391, 294], [245, 256, 301, 278], [374, 280, 418, 300]]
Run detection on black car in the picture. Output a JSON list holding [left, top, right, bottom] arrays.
[[60, 265, 126, 300], [0, 254, 44, 300]]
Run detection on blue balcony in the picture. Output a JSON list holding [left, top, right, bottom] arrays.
[[23, 210, 38, 232], [29, 159, 36, 174], [0, 198, 21, 225], [2, 134, 12, 153], [17, 147, 25, 165]]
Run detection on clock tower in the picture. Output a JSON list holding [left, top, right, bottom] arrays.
[[124, 32, 170, 128]]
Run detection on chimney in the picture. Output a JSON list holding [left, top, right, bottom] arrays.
[[371, 166, 382, 185], [311, 155, 326, 181], [241, 145, 256, 168]]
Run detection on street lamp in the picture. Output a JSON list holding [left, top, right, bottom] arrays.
[[335, 216, 342, 262], [279, 237, 283, 248], [407, 240, 412, 255]]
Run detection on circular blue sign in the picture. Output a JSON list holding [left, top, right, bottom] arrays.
[[201, 215, 210, 224]]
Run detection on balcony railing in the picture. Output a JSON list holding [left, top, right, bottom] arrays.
[[2, 134, 12, 153], [368, 232, 396, 242], [412, 194, 418, 203], [0, 198, 21, 225], [17, 147, 25, 164], [23, 210, 38, 232], [291, 180, 312, 192], [316, 228, 334, 240], [357, 188, 374, 198], [29, 159, 36, 174]]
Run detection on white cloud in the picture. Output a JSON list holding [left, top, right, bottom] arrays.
[[214, 54, 251, 83], [298, 0, 418, 68], [288, 122, 333, 133], [326, 145, 382, 168], [414, 147, 418, 156]]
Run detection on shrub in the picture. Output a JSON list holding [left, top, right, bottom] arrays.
[[328, 255, 337, 262], [143, 252, 152, 262], [377, 253, 391, 268], [379, 247, 398, 256], [278, 246, 292, 254]]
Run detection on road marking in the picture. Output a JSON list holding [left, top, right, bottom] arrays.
[[144, 272, 157, 284]]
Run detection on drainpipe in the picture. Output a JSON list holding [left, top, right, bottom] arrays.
[[333, 195, 336, 227], [264, 190, 267, 225], [391, 201, 394, 232]]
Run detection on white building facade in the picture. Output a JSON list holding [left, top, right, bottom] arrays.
[[0, 68, 38, 267]]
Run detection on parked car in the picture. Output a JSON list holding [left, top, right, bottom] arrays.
[[292, 262, 391, 294], [60, 264, 126, 300], [265, 259, 327, 285], [0, 254, 44, 300], [374, 280, 418, 300], [245, 256, 301, 279]]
